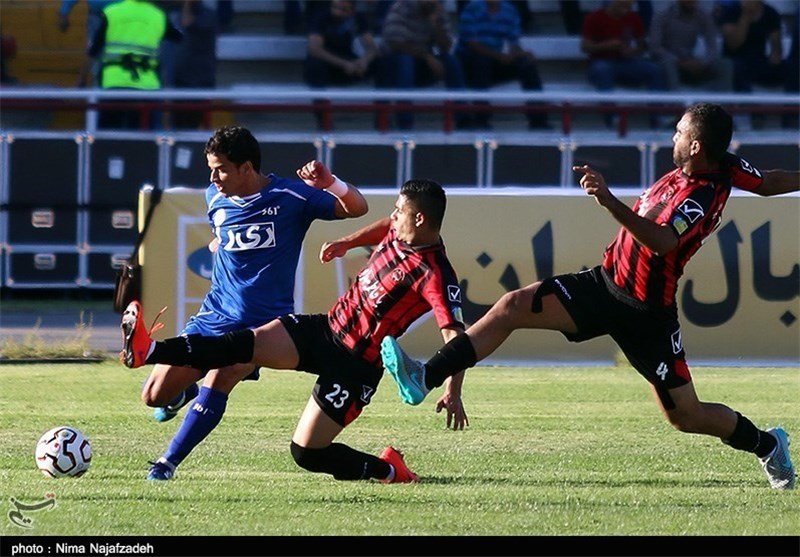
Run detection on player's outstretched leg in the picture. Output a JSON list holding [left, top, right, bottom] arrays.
[[380, 336, 430, 405], [760, 427, 796, 490]]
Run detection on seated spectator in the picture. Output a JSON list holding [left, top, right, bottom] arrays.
[[560, 1, 652, 36], [718, 0, 789, 128], [457, 0, 533, 32], [649, 0, 733, 91], [304, 0, 378, 129], [718, 0, 786, 91], [456, 0, 551, 129], [580, 0, 668, 128], [375, 0, 471, 130]]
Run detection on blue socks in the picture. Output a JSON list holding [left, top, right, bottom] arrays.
[[162, 386, 228, 467]]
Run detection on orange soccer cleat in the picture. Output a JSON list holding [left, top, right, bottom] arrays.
[[379, 446, 419, 484], [119, 301, 165, 369]]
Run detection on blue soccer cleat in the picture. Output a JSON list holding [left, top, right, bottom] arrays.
[[380, 336, 429, 406], [146, 460, 175, 481], [760, 427, 796, 490], [153, 383, 199, 423]]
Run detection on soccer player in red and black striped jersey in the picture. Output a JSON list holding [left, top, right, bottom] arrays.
[[381, 103, 798, 489], [120, 178, 467, 483]]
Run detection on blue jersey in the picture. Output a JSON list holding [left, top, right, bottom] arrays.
[[182, 173, 338, 337]]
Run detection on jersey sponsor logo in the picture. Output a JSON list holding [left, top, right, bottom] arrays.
[[221, 222, 276, 251], [676, 198, 704, 223], [359, 269, 387, 306], [453, 306, 464, 324], [656, 362, 669, 381], [671, 215, 689, 235], [671, 329, 682, 354], [447, 285, 462, 303]]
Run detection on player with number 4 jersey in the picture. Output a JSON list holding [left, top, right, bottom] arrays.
[[380, 103, 798, 490]]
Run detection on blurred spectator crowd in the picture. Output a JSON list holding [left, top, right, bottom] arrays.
[[1, 0, 797, 131]]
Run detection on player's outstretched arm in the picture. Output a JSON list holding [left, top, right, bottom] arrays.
[[319, 217, 392, 263], [758, 170, 800, 197], [573, 164, 679, 256]]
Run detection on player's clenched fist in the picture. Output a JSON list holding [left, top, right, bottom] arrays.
[[297, 160, 334, 189]]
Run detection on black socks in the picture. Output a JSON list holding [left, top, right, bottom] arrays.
[[148, 329, 255, 369], [424, 332, 478, 390], [723, 412, 777, 457]]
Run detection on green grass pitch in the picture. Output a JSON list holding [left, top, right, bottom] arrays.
[[1, 362, 797, 544]]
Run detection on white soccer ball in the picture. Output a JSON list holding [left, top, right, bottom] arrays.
[[35, 426, 92, 478]]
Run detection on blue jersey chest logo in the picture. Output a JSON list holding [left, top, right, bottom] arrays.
[[219, 222, 276, 251]]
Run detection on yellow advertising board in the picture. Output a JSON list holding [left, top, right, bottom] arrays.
[[141, 187, 799, 365]]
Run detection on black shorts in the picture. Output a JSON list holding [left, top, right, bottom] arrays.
[[278, 313, 384, 427], [537, 266, 692, 394]]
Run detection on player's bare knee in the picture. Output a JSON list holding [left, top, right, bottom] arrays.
[[140, 378, 174, 407], [491, 290, 525, 319]]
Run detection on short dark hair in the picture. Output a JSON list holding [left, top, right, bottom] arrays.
[[204, 126, 261, 172], [684, 103, 733, 163], [400, 178, 447, 230]]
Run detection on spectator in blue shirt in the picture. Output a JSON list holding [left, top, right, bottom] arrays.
[[456, 0, 551, 129]]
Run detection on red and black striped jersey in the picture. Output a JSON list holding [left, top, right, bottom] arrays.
[[327, 228, 465, 366], [601, 154, 763, 308], [724, 152, 764, 192]]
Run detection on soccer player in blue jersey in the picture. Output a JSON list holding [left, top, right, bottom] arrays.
[[121, 178, 468, 483], [139, 126, 368, 480]]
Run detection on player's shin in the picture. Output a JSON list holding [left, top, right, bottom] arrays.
[[150, 330, 256, 369], [426, 332, 478, 390]]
